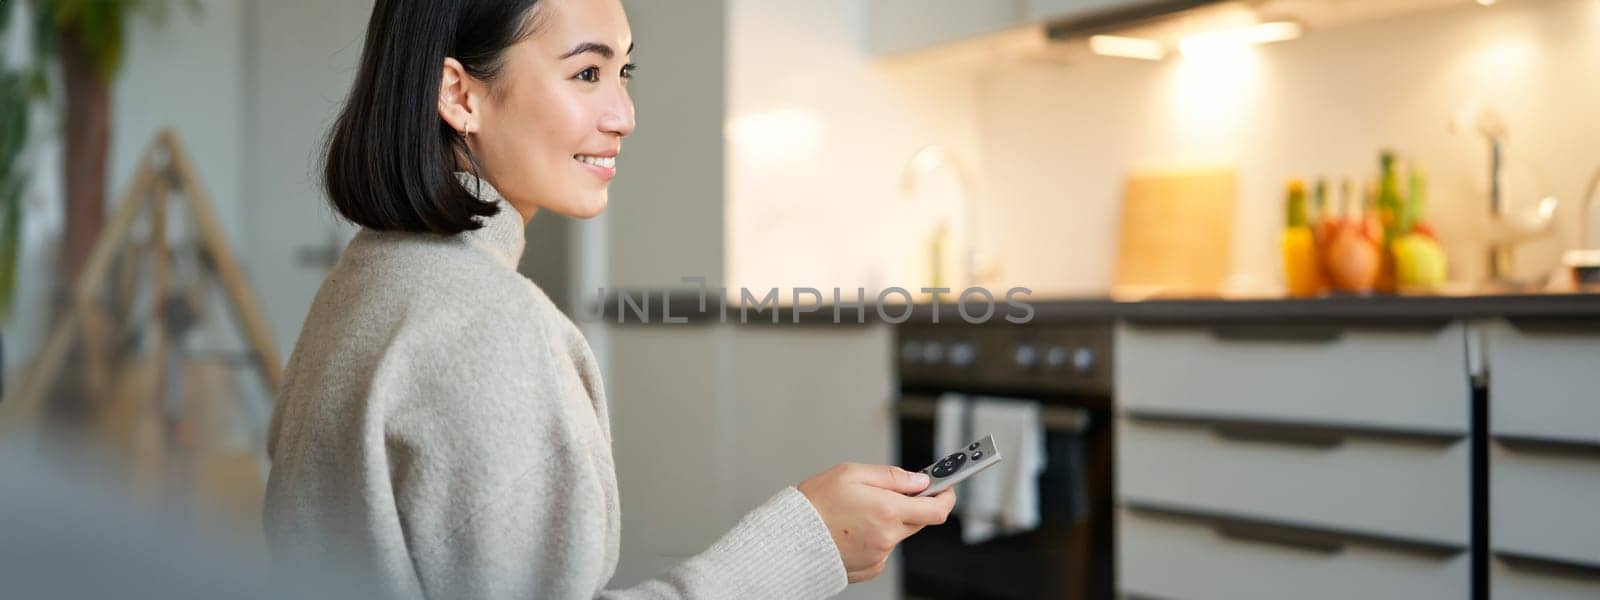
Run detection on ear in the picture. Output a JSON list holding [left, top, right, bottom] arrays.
[[438, 57, 481, 135]]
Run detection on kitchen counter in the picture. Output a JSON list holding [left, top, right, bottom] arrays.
[[1101, 293, 1600, 327], [593, 289, 1600, 326]]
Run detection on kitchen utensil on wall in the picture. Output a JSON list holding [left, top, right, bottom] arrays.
[[1113, 167, 1236, 298]]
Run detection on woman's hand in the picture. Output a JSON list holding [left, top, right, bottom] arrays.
[[797, 463, 957, 583]]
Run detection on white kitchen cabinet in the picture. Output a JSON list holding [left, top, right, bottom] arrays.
[[862, 0, 1025, 57], [1116, 322, 1470, 434], [862, 0, 1184, 57], [1490, 443, 1600, 569], [1119, 507, 1470, 600], [1022, 0, 1156, 22], [1114, 320, 1474, 599], [1119, 416, 1469, 547], [1483, 320, 1600, 446], [1482, 317, 1600, 584]]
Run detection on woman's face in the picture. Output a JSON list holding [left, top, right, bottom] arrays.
[[455, 0, 635, 221]]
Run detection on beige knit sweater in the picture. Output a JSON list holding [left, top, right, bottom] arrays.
[[263, 174, 848, 599]]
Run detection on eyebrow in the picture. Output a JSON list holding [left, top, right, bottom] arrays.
[[559, 41, 634, 60]]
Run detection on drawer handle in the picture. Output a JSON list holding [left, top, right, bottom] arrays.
[[1210, 422, 1346, 449], [1214, 522, 1345, 555], [1495, 435, 1600, 458], [1505, 317, 1600, 334], [1125, 410, 1465, 447], [1124, 500, 1467, 559], [1496, 551, 1600, 581]]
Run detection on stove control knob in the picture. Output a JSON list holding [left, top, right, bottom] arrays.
[[949, 342, 977, 368], [1014, 344, 1038, 369], [1045, 345, 1068, 369], [922, 341, 945, 365], [901, 340, 923, 364], [1071, 347, 1097, 374]]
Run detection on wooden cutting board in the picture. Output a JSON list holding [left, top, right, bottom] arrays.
[[1114, 167, 1237, 298]]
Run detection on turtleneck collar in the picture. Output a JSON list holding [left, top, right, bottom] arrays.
[[454, 171, 525, 270]]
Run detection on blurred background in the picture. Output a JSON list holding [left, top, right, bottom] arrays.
[[2, 0, 1599, 599]]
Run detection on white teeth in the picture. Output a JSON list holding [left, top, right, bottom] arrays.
[[575, 155, 616, 168]]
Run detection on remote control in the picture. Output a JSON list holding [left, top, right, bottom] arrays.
[[911, 434, 1003, 498]]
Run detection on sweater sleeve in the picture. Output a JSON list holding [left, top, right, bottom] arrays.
[[379, 302, 848, 600], [597, 485, 847, 599]]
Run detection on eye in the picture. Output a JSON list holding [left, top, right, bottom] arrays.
[[620, 63, 636, 79], [575, 66, 600, 82]]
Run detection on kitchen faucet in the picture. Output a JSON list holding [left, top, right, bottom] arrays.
[[900, 144, 988, 289], [1453, 102, 1557, 287]]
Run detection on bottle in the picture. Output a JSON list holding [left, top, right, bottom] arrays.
[[1378, 150, 1403, 243], [1371, 166, 1398, 294], [1281, 179, 1323, 297]]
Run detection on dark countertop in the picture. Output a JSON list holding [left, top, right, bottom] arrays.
[[590, 289, 1600, 327]]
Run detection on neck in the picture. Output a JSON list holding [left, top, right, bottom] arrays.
[[512, 202, 538, 226]]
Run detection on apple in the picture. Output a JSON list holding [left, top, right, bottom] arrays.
[[1393, 232, 1447, 291]]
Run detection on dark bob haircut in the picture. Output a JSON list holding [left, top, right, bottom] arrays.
[[322, 0, 543, 234]]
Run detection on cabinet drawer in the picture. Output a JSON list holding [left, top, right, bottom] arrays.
[[1117, 322, 1468, 434], [1485, 320, 1600, 445], [1119, 416, 1468, 547], [1491, 442, 1600, 567], [1118, 507, 1469, 600], [1491, 556, 1600, 600]]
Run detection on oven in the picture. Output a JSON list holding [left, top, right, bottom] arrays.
[[894, 321, 1115, 600]]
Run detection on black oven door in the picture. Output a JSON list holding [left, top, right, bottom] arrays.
[[895, 394, 1115, 600]]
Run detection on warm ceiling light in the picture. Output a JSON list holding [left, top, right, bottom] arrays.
[[1089, 35, 1166, 61], [1179, 20, 1304, 56], [1476, 0, 1496, 5]]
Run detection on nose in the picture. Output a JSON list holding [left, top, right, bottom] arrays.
[[600, 85, 635, 138]]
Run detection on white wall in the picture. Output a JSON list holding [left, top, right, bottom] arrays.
[[112, 0, 248, 242], [725, 0, 985, 300], [3, 0, 252, 375], [973, 0, 1600, 294]]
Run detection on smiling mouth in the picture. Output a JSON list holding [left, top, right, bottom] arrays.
[[574, 154, 616, 168]]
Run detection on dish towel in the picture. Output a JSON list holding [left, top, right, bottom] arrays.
[[960, 396, 1047, 545]]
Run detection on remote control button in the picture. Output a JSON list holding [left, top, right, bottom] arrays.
[[930, 452, 968, 478], [971, 451, 983, 459], [968, 442, 980, 451]]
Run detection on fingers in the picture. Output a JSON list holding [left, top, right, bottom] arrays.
[[897, 488, 956, 527], [850, 463, 930, 495]]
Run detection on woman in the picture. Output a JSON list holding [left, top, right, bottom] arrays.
[[262, 1, 956, 598]]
